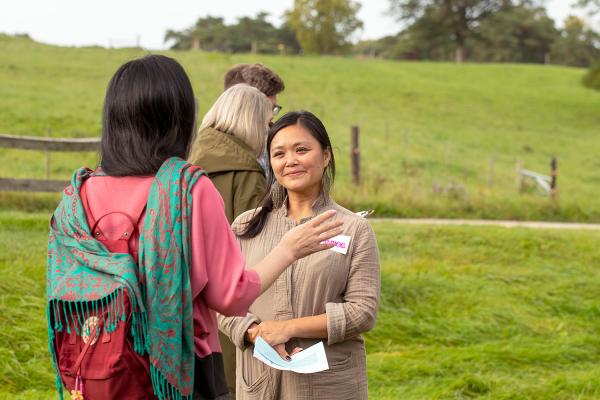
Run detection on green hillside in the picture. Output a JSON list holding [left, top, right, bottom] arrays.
[[1, 34, 599, 221]]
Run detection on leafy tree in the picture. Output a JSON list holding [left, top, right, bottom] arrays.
[[277, 22, 303, 54], [285, 0, 363, 54], [356, 1, 600, 66], [165, 13, 301, 54], [551, 16, 600, 67], [388, 0, 504, 62], [395, 6, 462, 60], [389, 0, 545, 62], [229, 13, 280, 53], [473, 4, 558, 63], [165, 16, 229, 51]]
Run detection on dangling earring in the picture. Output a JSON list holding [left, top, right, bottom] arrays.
[[270, 181, 286, 209]]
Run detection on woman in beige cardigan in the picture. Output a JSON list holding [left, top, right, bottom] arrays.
[[219, 111, 380, 400]]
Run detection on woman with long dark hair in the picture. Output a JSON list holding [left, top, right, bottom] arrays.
[[219, 111, 380, 400], [46, 56, 342, 400]]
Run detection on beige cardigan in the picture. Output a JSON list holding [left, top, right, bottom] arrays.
[[218, 199, 380, 400]]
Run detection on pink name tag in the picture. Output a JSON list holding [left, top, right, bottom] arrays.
[[322, 235, 351, 255]]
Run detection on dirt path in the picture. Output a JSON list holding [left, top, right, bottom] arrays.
[[372, 218, 600, 231]]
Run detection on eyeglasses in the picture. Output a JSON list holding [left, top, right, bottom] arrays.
[[272, 104, 282, 116]]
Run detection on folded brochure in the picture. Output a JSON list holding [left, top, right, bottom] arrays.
[[253, 336, 329, 373]]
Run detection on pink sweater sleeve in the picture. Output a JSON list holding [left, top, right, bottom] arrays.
[[189, 176, 261, 316]]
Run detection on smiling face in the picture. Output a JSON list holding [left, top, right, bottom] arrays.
[[269, 123, 331, 198]]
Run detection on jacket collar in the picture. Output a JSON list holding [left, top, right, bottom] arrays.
[[189, 127, 264, 174]]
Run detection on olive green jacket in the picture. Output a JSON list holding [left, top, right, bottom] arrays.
[[188, 127, 267, 224]]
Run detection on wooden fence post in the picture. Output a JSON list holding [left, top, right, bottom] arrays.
[[550, 157, 557, 197], [351, 126, 360, 185]]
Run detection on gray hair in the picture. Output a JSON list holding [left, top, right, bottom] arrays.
[[199, 84, 272, 156]]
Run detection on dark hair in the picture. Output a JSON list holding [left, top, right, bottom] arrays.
[[239, 111, 335, 238], [100, 55, 196, 176], [224, 63, 285, 97]]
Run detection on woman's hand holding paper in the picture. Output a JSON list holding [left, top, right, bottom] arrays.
[[247, 320, 302, 361]]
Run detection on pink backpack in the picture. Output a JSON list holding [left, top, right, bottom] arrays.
[[52, 194, 157, 399]]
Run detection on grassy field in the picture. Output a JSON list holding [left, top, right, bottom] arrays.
[[1, 212, 599, 399], [1, 34, 600, 221]]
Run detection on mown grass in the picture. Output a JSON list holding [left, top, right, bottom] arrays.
[[1, 212, 598, 398], [1, 34, 600, 221]]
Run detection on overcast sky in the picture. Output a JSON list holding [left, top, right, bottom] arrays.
[[0, 0, 589, 50]]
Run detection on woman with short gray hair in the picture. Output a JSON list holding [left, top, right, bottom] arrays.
[[188, 84, 273, 223], [188, 83, 275, 398]]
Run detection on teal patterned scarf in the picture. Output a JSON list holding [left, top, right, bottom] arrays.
[[47, 157, 206, 400]]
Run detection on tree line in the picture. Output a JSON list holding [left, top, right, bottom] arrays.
[[165, 0, 600, 68]]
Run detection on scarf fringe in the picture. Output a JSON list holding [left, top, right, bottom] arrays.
[[150, 365, 192, 400], [46, 304, 64, 400], [47, 286, 149, 395]]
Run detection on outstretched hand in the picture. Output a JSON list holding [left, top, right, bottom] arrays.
[[280, 209, 343, 260]]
